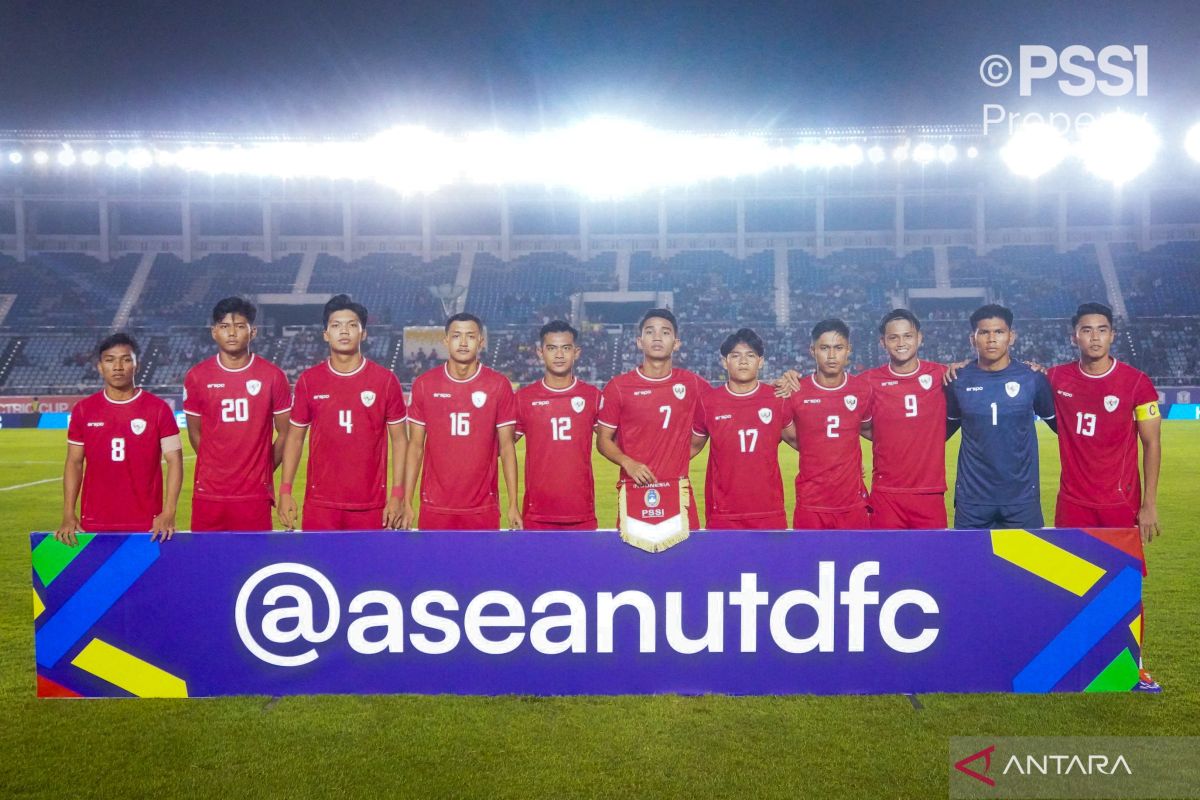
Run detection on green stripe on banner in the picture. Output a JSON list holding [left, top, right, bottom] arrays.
[[31, 534, 95, 586], [1084, 648, 1140, 693]]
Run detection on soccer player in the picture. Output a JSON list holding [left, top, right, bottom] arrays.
[[56, 333, 183, 544], [277, 295, 408, 531], [515, 320, 602, 530], [402, 312, 520, 530], [690, 328, 796, 529], [183, 297, 291, 531], [860, 309, 950, 529], [945, 304, 1056, 529], [597, 308, 707, 531], [1047, 303, 1161, 538], [787, 319, 874, 530]]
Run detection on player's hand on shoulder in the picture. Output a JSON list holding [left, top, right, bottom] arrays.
[[943, 360, 971, 384], [1023, 360, 1047, 374], [150, 512, 177, 542], [774, 369, 802, 397], [55, 514, 82, 547]]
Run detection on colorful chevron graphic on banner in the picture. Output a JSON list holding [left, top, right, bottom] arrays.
[[990, 529, 1143, 693], [32, 534, 189, 698]]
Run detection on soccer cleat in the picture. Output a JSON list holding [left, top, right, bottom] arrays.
[[1132, 668, 1162, 693]]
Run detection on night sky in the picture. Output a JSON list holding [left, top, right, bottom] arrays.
[[0, 0, 1196, 134]]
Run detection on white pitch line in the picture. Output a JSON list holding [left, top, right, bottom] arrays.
[[0, 477, 60, 492]]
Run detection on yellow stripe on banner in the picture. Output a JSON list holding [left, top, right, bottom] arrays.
[[33, 588, 44, 620], [1129, 614, 1142, 646], [990, 529, 1106, 597], [71, 639, 188, 698]]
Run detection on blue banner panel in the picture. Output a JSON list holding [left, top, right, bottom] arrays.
[[30, 528, 1145, 698]]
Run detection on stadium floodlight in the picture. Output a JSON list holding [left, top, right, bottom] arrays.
[[1078, 111, 1159, 185], [81, 149, 101, 166], [1184, 122, 1200, 163], [1000, 122, 1068, 179], [57, 148, 77, 167], [913, 143, 936, 165], [33, 150, 49, 165], [867, 145, 885, 165], [842, 144, 864, 168], [892, 144, 909, 162], [7, 151, 21, 165], [967, 146, 979, 159], [105, 150, 126, 168], [155, 149, 177, 167], [938, 144, 957, 164], [127, 147, 153, 170]]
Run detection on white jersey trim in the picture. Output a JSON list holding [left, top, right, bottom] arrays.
[[444, 363, 483, 384], [273, 405, 293, 415], [216, 353, 256, 373], [1075, 359, 1119, 380], [326, 357, 367, 377], [722, 381, 761, 397], [288, 419, 312, 428], [386, 416, 408, 425], [102, 388, 143, 405], [596, 420, 618, 429], [886, 360, 923, 378], [67, 438, 84, 446], [634, 367, 674, 383], [183, 409, 202, 417], [540, 377, 578, 393], [809, 374, 848, 392]]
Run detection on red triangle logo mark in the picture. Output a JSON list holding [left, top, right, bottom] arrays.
[[954, 745, 996, 787]]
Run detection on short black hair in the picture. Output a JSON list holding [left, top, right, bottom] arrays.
[[95, 332, 140, 361], [878, 308, 921, 335], [970, 303, 1013, 330], [538, 319, 578, 344], [323, 294, 368, 327], [639, 308, 678, 334], [445, 311, 484, 333], [811, 319, 851, 343], [1072, 301, 1114, 327], [211, 296, 257, 325], [720, 328, 765, 357]]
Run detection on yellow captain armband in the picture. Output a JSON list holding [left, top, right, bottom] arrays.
[[1134, 401, 1160, 421]]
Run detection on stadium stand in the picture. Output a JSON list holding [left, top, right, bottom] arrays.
[[466, 252, 617, 324], [0, 253, 140, 327], [307, 253, 459, 326], [947, 245, 1109, 317], [630, 250, 775, 323], [1113, 241, 1200, 317], [131, 254, 301, 327]]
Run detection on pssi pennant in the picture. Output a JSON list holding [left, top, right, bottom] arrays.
[[618, 478, 690, 553]]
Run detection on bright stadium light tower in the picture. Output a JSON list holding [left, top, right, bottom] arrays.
[[1000, 122, 1068, 179], [867, 145, 885, 164], [7, 151, 21, 165], [1185, 122, 1200, 163], [913, 142, 936, 165], [1078, 111, 1159, 185]]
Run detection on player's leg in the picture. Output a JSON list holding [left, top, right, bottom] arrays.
[[190, 496, 221, 532], [997, 501, 1045, 529], [953, 502, 998, 530], [868, 492, 906, 529]]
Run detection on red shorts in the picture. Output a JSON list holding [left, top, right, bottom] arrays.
[[302, 502, 385, 531], [706, 512, 788, 530], [192, 497, 274, 532], [792, 505, 871, 531], [418, 506, 501, 531], [523, 517, 598, 531], [1055, 494, 1138, 528], [869, 492, 947, 530]]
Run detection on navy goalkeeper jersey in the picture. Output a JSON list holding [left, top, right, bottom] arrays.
[[946, 361, 1056, 506]]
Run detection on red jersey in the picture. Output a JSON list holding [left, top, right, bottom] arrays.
[[183, 354, 291, 502], [516, 377, 602, 524], [861, 360, 948, 493], [408, 363, 517, 514], [1047, 359, 1159, 509], [692, 382, 792, 524], [597, 367, 708, 486], [66, 389, 179, 531], [289, 358, 407, 510], [788, 373, 874, 512]]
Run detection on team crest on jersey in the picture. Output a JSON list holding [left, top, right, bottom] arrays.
[[246, 379, 262, 397], [758, 407, 773, 424], [360, 390, 376, 408], [130, 418, 146, 436], [645, 488, 661, 508], [571, 396, 586, 414], [1005, 381, 1021, 398], [672, 383, 686, 400], [919, 374, 933, 391], [1104, 395, 1120, 412], [844, 395, 858, 411], [471, 391, 487, 408]]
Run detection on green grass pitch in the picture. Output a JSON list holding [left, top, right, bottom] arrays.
[[1, 425, 1197, 798]]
